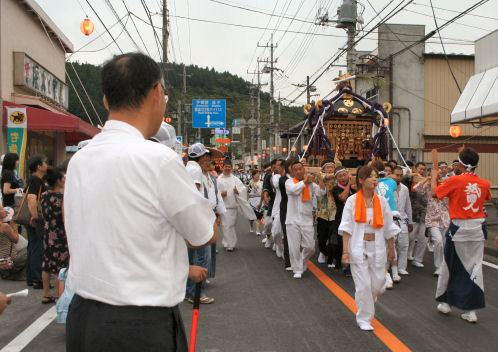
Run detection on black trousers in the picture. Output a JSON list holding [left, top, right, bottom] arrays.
[[329, 220, 342, 267], [280, 213, 291, 268], [317, 218, 335, 264], [67, 295, 188, 352]]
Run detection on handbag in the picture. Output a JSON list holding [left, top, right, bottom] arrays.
[[0, 243, 14, 271], [14, 185, 42, 226]]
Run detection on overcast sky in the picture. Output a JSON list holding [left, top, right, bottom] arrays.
[[37, 0, 498, 106]]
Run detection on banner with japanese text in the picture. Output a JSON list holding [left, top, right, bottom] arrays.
[[5, 107, 28, 178]]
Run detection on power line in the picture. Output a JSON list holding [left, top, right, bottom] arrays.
[[186, 0, 193, 63], [411, 2, 498, 21], [85, 0, 123, 53], [402, 8, 492, 32], [139, 0, 163, 60], [120, 0, 153, 57], [105, 0, 141, 51], [429, 0, 462, 93]]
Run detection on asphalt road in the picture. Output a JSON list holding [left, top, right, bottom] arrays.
[[1, 215, 497, 352]]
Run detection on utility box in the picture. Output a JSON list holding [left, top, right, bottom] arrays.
[[336, 0, 357, 28]]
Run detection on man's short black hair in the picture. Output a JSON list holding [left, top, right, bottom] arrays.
[[27, 154, 47, 173], [459, 148, 479, 171], [270, 159, 278, 166], [101, 53, 162, 111], [405, 160, 414, 167], [393, 166, 403, 172], [415, 162, 425, 168]]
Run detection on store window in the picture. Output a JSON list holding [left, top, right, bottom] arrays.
[[27, 131, 56, 166]]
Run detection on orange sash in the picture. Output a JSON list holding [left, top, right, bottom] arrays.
[[354, 190, 383, 228], [293, 178, 310, 202]]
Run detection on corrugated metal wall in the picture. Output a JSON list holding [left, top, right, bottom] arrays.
[[424, 56, 498, 198]]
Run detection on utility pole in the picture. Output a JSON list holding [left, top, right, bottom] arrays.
[[162, 0, 168, 65], [249, 82, 255, 161], [316, 0, 358, 75], [277, 92, 281, 154], [178, 65, 191, 143], [306, 76, 310, 104], [258, 34, 278, 159], [247, 64, 267, 164]]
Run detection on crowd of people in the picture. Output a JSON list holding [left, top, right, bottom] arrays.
[[0, 52, 495, 351]]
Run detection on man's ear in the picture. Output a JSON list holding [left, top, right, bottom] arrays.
[[103, 96, 110, 111]]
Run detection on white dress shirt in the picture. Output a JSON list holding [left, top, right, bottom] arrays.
[[271, 174, 282, 218], [338, 194, 400, 267], [64, 120, 215, 307], [285, 179, 325, 226], [393, 183, 413, 232], [217, 173, 245, 209]]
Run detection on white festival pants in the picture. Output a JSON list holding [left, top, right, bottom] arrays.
[[409, 221, 427, 263], [350, 241, 386, 327], [429, 226, 447, 269], [286, 224, 315, 274], [271, 215, 284, 258], [396, 232, 409, 271], [263, 209, 273, 236], [221, 208, 238, 248]]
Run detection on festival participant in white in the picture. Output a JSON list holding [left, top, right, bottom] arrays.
[[391, 166, 413, 280], [217, 159, 246, 251], [432, 148, 491, 323], [64, 53, 217, 351], [271, 159, 286, 258], [340, 166, 397, 331], [285, 161, 325, 279], [414, 170, 450, 276]]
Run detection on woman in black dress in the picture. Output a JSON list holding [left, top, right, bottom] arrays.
[[39, 167, 68, 304], [1, 153, 21, 207]]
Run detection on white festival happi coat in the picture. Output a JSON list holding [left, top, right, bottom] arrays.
[[338, 193, 400, 267]]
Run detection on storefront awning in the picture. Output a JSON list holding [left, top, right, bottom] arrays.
[[3, 101, 100, 144], [451, 66, 498, 125]]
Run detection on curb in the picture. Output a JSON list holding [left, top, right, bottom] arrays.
[[484, 246, 498, 258]]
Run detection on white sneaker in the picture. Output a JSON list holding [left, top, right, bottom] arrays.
[[272, 244, 276, 251], [412, 260, 424, 268], [398, 269, 409, 275], [385, 273, 393, 290], [434, 267, 441, 276], [285, 266, 293, 271], [293, 272, 302, 279], [261, 237, 267, 244], [317, 252, 327, 264], [461, 311, 477, 323], [358, 323, 374, 331], [408, 255, 414, 261], [392, 274, 401, 283], [437, 303, 451, 315], [328, 263, 336, 268], [256, 231, 261, 236], [265, 240, 272, 248]]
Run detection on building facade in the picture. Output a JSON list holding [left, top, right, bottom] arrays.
[[0, 0, 98, 175]]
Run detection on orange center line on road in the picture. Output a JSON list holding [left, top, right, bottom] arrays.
[[307, 261, 411, 352]]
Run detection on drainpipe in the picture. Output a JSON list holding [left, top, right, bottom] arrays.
[[391, 107, 412, 161]]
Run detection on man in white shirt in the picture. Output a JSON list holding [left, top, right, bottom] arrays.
[[217, 160, 246, 251], [271, 159, 285, 258], [185, 143, 217, 304], [64, 53, 217, 351], [285, 161, 325, 279], [392, 166, 413, 280]]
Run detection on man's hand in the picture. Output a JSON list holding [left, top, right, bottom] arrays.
[[233, 187, 239, 195], [188, 266, 208, 283], [408, 224, 413, 233], [0, 292, 11, 314], [304, 174, 314, 185], [221, 190, 228, 197], [216, 215, 221, 226]]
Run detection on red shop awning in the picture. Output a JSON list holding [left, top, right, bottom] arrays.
[[3, 101, 100, 145]]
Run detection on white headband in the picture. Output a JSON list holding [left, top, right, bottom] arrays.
[[334, 168, 348, 177], [458, 156, 477, 171], [321, 162, 335, 170]]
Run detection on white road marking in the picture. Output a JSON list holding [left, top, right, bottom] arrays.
[[0, 306, 57, 352], [483, 261, 498, 270]]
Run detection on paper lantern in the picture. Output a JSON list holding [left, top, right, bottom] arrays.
[[291, 146, 297, 152], [80, 18, 94, 36], [303, 145, 308, 151], [282, 147, 288, 152], [266, 147, 270, 151], [450, 125, 462, 138], [262, 153, 267, 157], [272, 146, 277, 151]]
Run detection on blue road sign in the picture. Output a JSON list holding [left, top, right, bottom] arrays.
[[192, 99, 226, 128]]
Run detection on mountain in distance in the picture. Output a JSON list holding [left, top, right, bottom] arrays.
[[66, 61, 304, 150]]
